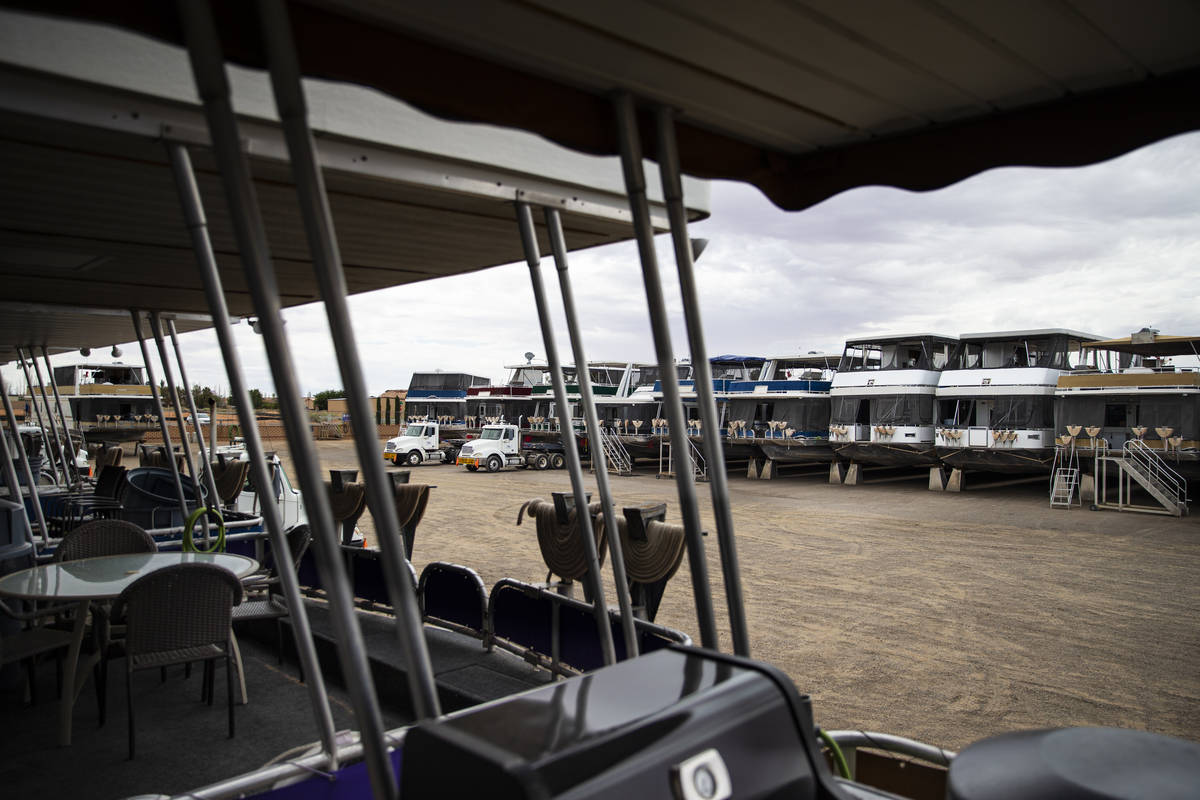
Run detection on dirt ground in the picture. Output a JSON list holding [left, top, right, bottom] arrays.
[[274, 439, 1199, 752]]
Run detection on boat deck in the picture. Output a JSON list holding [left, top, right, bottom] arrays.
[[2, 602, 551, 800]]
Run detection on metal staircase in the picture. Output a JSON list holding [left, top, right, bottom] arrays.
[[1049, 444, 1080, 509], [658, 435, 708, 482], [595, 426, 632, 475], [1094, 439, 1189, 517]]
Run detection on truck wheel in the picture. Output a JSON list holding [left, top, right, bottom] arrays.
[[550, 453, 565, 470], [406, 450, 422, 466], [465, 465, 478, 472], [444, 448, 458, 464], [486, 455, 503, 473], [534, 453, 549, 470]]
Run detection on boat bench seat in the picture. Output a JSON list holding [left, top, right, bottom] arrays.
[[418, 561, 487, 639]]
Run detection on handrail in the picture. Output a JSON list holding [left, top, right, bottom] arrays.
[[599, 426, 633, 474], [826, 730, 956, 768], [1123, 439, 1188, 507]]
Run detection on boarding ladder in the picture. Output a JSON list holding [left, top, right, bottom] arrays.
[[594, 426, 633, 476], [658, 435, 708, 482], [1095, 439, 1189, 517], [1049, 445, 1080, 509]]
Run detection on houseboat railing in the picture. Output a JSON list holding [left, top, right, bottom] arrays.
[[259, 0, 441, 721], [164, 138, 339, 768], [516, 202, 617, 666], [167, 317, 222, 506], [0, 369, 49, 543], [16, 351, 59, 485], [613, 93, 719, 650], [130, 310, 191, 523], [655, 108, 751, 656], [543, 205, 638, 659], [41, 345, 83, 486], [178, 1, 403, 795], [148, 311, 204, 506]]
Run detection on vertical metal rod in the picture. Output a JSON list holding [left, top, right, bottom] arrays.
[[16, 352, 58, 482], [0, 394, 30, 545], [612, 94, 719, 650], [655, 108, 750, 656], [131, 310, 191, 523], [150, 312, 202, 502], [165, 140, 339, 767], [41, 348, 81, 486], [178, 4, 397, 795], [516, 202, 616, 666], [167, 319, 221, 507], [258, 0, 440, 719], [28, 353, 68, 486], [0, 370, 49, 545], [543, 207, 638, 658]]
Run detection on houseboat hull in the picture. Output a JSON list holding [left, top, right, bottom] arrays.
[[758, 438, 836, 464], [835, 441, 939, 468], [936, 446, 1056, 474]]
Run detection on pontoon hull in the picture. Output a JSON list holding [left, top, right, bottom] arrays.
[[836, 442, 939, 467], [936, 446, 1056, 474], [759, 438, 836, 464]]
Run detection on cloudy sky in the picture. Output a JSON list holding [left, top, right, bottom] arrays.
[[11, 129, 1200, 397]]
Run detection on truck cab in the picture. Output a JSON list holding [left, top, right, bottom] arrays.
[[384, 421, 456, 466]]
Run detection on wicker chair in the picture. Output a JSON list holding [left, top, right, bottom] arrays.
[[111, 563, 244, 759], [233, 525, 311, 669], [53, 518, 156, 563]]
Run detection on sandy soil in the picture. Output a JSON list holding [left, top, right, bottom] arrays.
[[273, 439, 1199, 751]]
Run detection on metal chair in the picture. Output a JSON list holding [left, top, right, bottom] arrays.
[[232, 525, 310, 669], [111, 563, 243, 759]]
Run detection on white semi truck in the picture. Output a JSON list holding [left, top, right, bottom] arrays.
[[384, 421, 460, 466], [455, 423, 567, 472]]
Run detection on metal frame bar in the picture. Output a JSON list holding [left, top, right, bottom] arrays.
[[16, 352, 58, 483], [543, 206, 638, 658], [258, 0, 441, 720], [131, 310, 191, 521], [165, 139, 339, 768], [0, 369, 49, 544], [515, 202, 616, 666], [26, 351, 68, 486], [149, 312, 203, 502], [41, 346, 82, 486], [655, 109, 750, 656], [0, 377, 28, 529], [167, 318, 222, 506], [177, 3, 399, 795], [612, 94, 719, 650]]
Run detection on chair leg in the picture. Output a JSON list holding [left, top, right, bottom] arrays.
[[225, 654, 235, 739], [25, 658, 37, 706], [206, 659, 215, 706], [56, 653, 63, 700], [276, 619, 283, 665], [96, 654, 108, 727], [126, 667, 135, 760]]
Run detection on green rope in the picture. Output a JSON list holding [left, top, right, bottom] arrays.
[[818, 728, 852, 780], [183, 506, 226, 553]]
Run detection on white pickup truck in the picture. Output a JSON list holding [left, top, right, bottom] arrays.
[[455, 423, 567, 472], [384, 421, 459, 466]]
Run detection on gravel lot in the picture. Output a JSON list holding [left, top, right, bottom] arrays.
[[277, 438, 1199, 751]]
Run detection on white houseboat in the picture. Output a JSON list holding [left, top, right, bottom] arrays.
[[829, 334, 957, 476], [934, 330, 1106, 484]]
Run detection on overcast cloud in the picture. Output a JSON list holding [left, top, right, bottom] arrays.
[[11, 130, 1199, 396]]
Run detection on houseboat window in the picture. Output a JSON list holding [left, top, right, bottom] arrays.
[[1104, 404, 1128, 427], [871, 394, 935, 425], [991, 396, 1053, 428], [831, 396, 868, 424]]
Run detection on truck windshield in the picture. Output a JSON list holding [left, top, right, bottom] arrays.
[[480, 428, 503, 440], [404, 424, 424, 436]]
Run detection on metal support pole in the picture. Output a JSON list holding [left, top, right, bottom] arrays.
[[131, 310, 191, 524], [516, 202, 616, 666], [0, 369, 49, 545], [612, 94, 719, 649], [0, 396, 31, 546], [16, 352, 58, 483], [166, 140, 339, 767], [543, 207, 638, 658], [258, 0, 440, 719], [655, 108, 750, 657], [41, 347, 82, 486], [178, 3, 398, 795], [150, 313, 203, 503], [27, 352, 68, 486], [167, 318, 221, 507]]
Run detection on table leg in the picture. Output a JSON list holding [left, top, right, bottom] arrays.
[[59, 599, 89, 746]]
